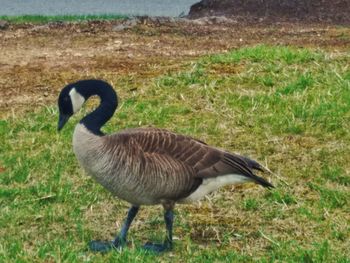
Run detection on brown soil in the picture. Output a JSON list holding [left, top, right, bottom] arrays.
[[189, 0, 350, 24], [0, 19, 349, 117]]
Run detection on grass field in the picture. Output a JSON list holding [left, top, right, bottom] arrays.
[[1, 44, 349, 262]]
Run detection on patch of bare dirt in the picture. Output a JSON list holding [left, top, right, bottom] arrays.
[[0, 19, 349, 117], [189, 0, 350, 25]]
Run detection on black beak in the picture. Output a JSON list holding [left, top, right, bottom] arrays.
[[58, 114, 70, 131]]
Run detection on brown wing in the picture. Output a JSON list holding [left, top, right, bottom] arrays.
[[119, 127, 272, 188]]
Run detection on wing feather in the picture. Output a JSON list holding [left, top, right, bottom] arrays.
[[113, 127, 273, 190]]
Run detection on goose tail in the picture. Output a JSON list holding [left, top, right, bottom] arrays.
[[249, 172, 274, 188], [242, 156, 274, 188]]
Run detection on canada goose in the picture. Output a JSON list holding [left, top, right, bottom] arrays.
[[57, 79, 273, 253]]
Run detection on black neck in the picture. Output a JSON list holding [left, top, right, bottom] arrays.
[[77, 80, 118, 136]]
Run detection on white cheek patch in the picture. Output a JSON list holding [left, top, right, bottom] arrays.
[[69, 87, 85, 113]]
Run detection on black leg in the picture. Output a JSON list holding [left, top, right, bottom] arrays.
[[142, 209, 174, 253], [89, 205, 140, 253], [164, 209, 173, 248]]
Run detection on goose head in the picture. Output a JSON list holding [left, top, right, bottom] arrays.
[[57, 83, 86, 131], [57, 79, 118, 134]]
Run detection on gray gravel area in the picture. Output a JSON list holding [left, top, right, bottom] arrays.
[[0, 0, 199, 17]]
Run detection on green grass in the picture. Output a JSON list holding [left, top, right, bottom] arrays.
[[1, 45, 349, 262], [0, 14, 127, 24]]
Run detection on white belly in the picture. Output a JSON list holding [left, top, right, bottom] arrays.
[[180, 174, 249, 203]]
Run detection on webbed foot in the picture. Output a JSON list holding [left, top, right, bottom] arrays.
[[88, 240, 114, 253], [142, 242, 172, 253], [88, 237, 125, 253]]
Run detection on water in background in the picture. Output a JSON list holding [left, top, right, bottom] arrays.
[[0, 0, 200, 17]]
